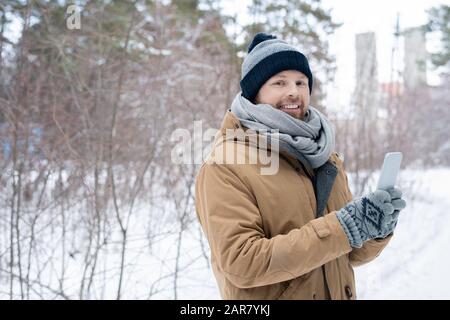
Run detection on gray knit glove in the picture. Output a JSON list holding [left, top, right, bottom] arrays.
[[386, 187, 406, 231], [336, 188, 406, 248]]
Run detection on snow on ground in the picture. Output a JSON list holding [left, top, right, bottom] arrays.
[[355, 167, 450, 299], [4, 166, 446, 299], [184, 167, 450, 300]]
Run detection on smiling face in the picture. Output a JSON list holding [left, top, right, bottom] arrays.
[[254, 70, 310, 120]]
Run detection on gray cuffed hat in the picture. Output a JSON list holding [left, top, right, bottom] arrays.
[[240, 33, 313, 101]]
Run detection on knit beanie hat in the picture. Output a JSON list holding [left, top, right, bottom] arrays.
[[240, 33, 313, 101]]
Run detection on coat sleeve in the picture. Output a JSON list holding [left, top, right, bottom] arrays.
[[348, 235, 393, 267], [195, 162, 352, 289]]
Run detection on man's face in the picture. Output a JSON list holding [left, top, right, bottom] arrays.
[[254, 70, 310, 120]]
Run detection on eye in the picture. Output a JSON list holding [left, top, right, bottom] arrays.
[[273, 81, 285, 86], [297, 81, 306, 86]]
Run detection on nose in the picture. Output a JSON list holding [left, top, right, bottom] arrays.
[[288, 83, 299, 99]]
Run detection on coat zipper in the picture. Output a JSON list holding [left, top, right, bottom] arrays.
[[295, 158, 332, 299]]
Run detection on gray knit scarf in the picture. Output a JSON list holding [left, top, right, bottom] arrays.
[[230, 93, 335, 170]]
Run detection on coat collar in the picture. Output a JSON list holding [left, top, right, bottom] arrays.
[[219, 110, 310, 172], [314, 161, 338, 218], [218, 110, 336, 171], [219, 109, 243, 133], [219, 109, 339, 217]]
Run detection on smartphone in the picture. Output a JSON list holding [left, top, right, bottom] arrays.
[[377, 152, 403, 190]]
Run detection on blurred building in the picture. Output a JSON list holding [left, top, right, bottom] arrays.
[[403, 26, 427, 90], [354, 32, 379, 121]]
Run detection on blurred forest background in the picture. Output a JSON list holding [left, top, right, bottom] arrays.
[[0, 0, 449, 299]]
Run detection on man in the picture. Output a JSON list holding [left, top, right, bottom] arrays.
[[195, 33, 406, 300]]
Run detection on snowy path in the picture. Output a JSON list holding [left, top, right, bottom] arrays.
[[356, 168, 450, 299]]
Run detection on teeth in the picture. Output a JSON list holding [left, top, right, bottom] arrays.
[[281, 104, 299, 109]]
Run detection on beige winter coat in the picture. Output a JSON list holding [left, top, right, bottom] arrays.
[[195, 110, 392, 300]]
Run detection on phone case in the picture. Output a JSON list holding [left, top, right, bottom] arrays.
[[377, 152, 403, 190]]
